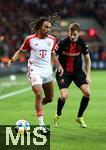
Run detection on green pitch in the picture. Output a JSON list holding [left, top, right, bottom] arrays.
[[0, 71, 106, 150]]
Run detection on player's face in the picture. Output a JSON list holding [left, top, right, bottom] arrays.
[[69, 30, 79, 42], [40, 21, 51, 37]]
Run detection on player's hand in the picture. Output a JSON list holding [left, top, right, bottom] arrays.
[[57, 65, 64, 76], [8, 58, 14, 67]]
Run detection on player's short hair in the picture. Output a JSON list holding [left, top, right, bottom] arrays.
[[69, 23, 80, 32], [29, 13, 60, 34]]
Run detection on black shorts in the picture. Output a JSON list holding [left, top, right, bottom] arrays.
[[56, 70, 87, 89]]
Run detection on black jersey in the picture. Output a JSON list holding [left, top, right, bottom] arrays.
[[56, 36, 89, 72]]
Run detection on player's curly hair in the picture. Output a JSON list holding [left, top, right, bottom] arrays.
[[29, 13, 60, 34]]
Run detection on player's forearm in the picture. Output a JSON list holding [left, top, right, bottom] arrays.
[[11, 49, 22, 62], [85, 58, 91, 77], [51, 53, 61, 67], [51, 52, 63, 76], [85, 65, 91, 77]]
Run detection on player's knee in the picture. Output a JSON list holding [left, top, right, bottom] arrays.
[[33, 88, 42, 97], [42, 96, 54, 105], [46, 96, 54, 103], [48, 97, 54, 102], [61, 94, 68, 101], [84, 90, 90, 98]]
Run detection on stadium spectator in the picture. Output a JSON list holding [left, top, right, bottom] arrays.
[[8, 14, 63, 134], [54, 23, 91, 128], [0, 0, 105, 63]]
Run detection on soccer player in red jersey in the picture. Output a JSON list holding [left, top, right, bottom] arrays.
[[8, 14, 63, 134], [54, 23, 91, 128]]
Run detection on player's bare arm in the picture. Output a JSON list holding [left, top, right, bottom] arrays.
[[51, 52, 64, 76], [8, 49, 25, 65], [84, 53, 91, 84]]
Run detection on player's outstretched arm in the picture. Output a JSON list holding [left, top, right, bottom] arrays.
[[8, 49, 24, 66]]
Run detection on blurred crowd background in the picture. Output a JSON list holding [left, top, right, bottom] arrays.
[[0, 0, 106, 75]]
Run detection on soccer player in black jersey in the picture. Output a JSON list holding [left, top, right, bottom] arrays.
[[54, 23, 91, 128]]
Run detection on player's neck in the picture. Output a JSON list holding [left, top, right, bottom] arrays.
[[36, 33, 47, 39]]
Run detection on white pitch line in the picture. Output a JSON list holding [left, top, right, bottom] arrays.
[[0, 87, 31, 100]]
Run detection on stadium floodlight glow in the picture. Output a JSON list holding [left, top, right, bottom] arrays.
[[88, 28, 96, 37]]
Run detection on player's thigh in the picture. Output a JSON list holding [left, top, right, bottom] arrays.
[[43, 80, 54, 98], [30, 75, 43, 95], [28, 70, 43, 95], [28, 67, 43, 86], [32, 84, 42, 95], [56, 71, 72, 89], [73, 71, 87, 87]]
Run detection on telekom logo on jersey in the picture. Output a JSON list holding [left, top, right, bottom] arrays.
[[40, 50, 47, 58]]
